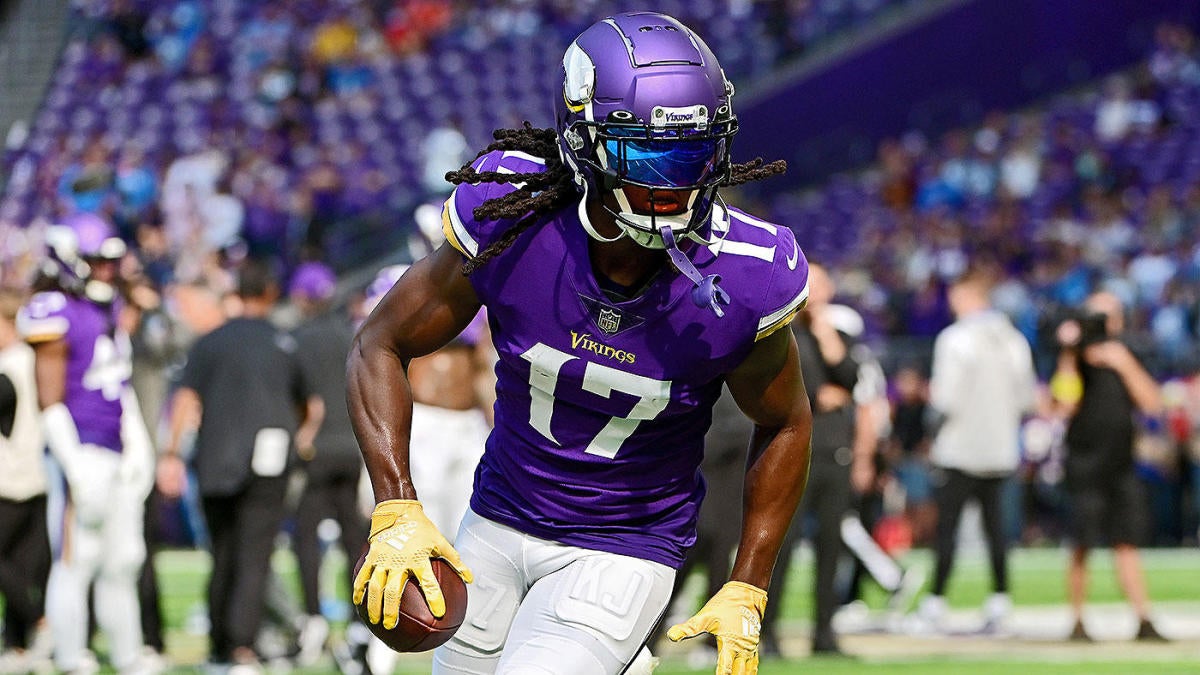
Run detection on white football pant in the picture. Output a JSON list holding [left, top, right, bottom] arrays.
[[46, 445, 146, 673], [408, 403, 489, 535], [433, 509, 673, 674]]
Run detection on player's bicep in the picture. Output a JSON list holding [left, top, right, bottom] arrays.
[[354, 242, 482, 362], [726, 327, 808, 429], [31, 339, 68, 409]]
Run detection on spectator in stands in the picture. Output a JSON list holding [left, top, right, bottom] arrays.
[[999, 129, 1042, 200], [421, 117, 469, 200], [113, 143, 158, 238], [57, 138, 113, 215], [1051, 291, 1168, 642], [146, 1, 205, 73], [287, 262, 367, 667], [104, 0, 150, 59], [160, 145, 228, 258], [1096, 75, 1137, 143], [918, 267, 1037, 633], [1149, 22, 1200, 87], [0, 289, 51, 674], [160, 260, 324, 672]]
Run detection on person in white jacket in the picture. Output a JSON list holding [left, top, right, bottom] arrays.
[[0, 289, 52, 673], [918, 267, 1036, 633]]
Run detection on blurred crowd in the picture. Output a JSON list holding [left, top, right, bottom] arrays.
[[772, 21, 1200, 380], [2, 0, 907, 289]]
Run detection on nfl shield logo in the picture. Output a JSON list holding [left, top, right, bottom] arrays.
[[598, 308, 622, 334]]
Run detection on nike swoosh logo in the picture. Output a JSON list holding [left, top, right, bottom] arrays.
[[785, 239, 799, 270]]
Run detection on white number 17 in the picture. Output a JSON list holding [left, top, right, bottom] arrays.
[[520, 343, 671, 459]]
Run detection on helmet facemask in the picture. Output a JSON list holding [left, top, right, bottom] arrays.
[[565, 109, 737, 248]]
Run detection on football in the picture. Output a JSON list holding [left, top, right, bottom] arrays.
[[351, 548, 468, 652]]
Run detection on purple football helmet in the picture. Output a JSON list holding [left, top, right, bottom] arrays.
[[43, 212, 127, 303], [556, 12, 737, 249]]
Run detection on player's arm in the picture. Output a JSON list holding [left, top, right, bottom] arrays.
[[29, 338, 91, 483], [667, 326, 811, 674], [347, 241, 482, 502], [346, 241, 479, 626], [294, 395, 325, 460], [1084, 340, 1163, 415], [724, 325, 812, 590], [30, 338, 67, 410], [158, 386, 200, 498]]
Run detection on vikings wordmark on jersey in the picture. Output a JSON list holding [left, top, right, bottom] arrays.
[[442, 151, 809, 568]]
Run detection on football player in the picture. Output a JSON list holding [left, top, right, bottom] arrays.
[[18, 213, 157, 674], [341, 265, 494, 675], [361, 264, 493, 539], [348, 12, 813, 675]]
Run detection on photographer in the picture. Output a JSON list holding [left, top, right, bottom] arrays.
[[1051, 291, 1167, 642]]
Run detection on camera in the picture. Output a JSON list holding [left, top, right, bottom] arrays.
[[1056, 311, 1109, 348], [1076, 312, 1109, 346]]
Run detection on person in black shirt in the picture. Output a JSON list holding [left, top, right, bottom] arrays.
[[1052, 291, 1167, 642], [158, 260, 324, 670], [287, 263, 368, 666], [649, 387, 753, 660], [763, 263, 860, 656]]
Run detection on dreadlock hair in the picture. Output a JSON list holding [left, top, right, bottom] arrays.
[[445, 122, 788, 275]]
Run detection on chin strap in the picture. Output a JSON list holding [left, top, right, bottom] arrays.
[[660, 225, 729, 318]]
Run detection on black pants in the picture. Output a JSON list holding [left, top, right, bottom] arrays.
[[202, 477, 288, 661], [293, 473, 367, 616], [0, 495, 50, 649], [931, 468, 1008, 596], [139, 489, 165, 652], [763, 459, 851, 649]]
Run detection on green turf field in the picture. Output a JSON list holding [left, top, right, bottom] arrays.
[[131, 546, 1200, 673]]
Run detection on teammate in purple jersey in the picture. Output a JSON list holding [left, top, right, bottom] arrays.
[[18, 213, 157, 674], [349, 12, 813, 675]]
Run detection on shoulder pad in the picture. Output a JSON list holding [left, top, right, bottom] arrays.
[[442, 150, 551, 261], [715, 209, 810, 341], [17, 291, 71, 343]]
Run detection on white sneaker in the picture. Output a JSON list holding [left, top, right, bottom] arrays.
[[297, 615, 330, 666], [61, 651, 100, 675], [28, 624, 53, 662], [981, 593, 1012, 634], [916, 595, 948, 633], [0, 650, 28, 675], [121, 648, 169, 675]]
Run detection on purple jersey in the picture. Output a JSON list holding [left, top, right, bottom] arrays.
[[442, 151, 810, 567], [18, 291, 129, 452]]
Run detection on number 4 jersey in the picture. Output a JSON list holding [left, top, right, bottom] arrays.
[[17, 291, 128, 453], [442, 151, 810, 567]]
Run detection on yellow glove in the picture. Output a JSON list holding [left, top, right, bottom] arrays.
[[667, 581, 767, 675], [351, 500, 473, 629]]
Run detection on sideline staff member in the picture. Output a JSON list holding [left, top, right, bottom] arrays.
[[160, 260, 324, 668], [1052, 291, 1166, 642]]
